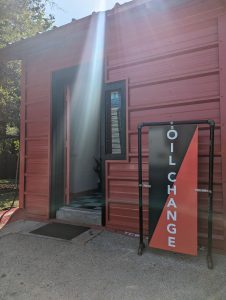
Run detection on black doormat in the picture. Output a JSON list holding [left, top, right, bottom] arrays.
[[30, 223, 90, 240]]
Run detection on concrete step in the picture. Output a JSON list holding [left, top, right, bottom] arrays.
[[56, 206, 102, 226]]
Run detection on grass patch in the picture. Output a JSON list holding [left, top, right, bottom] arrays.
[[0, 179, 15, 184], [0, 192, 18, 211]]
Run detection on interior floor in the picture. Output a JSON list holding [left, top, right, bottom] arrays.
[[69, 191, 104, 210]]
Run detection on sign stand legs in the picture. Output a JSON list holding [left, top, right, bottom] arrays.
[[207, 122, 215, 269], [138, 127, 145, 255]]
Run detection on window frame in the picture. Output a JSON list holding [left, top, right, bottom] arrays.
[[103, 80, 126, 161]]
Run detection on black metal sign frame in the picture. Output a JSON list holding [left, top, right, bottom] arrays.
[[137, 119, 215, 269]]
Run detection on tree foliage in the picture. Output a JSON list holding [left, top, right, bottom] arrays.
[[0, 0, 55, 47], [0, 0, 55, 155]]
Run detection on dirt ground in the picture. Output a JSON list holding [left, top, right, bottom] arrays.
[[0, 220, 226, 300]]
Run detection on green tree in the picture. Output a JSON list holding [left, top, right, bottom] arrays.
[[0, 0, 55, 156]]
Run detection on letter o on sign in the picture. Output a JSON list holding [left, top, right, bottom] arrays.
[[167, 129, 178, 140]]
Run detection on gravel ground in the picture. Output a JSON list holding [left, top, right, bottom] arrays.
[[0, 221, 226, 300]]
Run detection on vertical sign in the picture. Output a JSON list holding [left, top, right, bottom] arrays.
[[148, 125, 198, 256]]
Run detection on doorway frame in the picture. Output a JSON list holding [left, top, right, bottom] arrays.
[[50, 65, 106, 221], [50, 65, 77, 218]]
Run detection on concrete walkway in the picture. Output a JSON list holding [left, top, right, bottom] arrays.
[[0, 221, 226, 300]]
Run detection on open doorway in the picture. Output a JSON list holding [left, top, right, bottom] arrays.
[[50, 65, 104, 223], [69, 68, 103, 211]]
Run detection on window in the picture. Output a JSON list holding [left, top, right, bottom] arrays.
[[104, 80, 126, 160]]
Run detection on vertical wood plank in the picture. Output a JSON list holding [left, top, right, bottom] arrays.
[[65, 85, 71, 205], [125, 78, 129, 160], [48, 73, 52, 216], [19, 62, 26, 208], [105, 160, 109, 222]]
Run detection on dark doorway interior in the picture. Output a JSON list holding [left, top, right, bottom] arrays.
[[50, 65, 104, 222], [70, 191, 104, 210]]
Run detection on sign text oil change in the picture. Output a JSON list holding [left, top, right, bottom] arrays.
[[166, 127, 178, 248]]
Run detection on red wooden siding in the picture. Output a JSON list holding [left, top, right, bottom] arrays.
[[19, 17, 96, 219], [105, 0, 226, 252], [16, 0, 226, 252]]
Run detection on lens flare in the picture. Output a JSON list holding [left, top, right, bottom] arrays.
[[70, 11, 106, 194]]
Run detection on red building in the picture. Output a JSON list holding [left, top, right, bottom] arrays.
[[0, 0, 226, 253]]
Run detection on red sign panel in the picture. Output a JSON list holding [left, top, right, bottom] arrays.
[[148, 125, 198, 256]]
